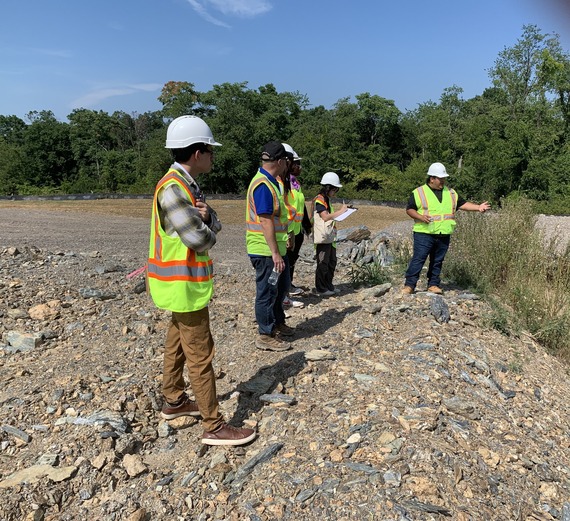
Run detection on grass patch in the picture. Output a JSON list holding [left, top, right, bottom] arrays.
[[445, 198, 570, 358], [349, 262, 392, 288]]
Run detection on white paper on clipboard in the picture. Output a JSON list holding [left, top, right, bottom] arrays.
[[334, 207, 357, 222]]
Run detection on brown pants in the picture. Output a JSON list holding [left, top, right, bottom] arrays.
[[162, 307, 223, 432]]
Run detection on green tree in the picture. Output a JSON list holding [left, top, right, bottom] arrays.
[[21, 110, 75, 189], [68, 109, 120, 188], [158, 81, 201, 119]]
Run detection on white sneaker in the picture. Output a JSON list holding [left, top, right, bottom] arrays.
[[290, 299, 304, 308], [283, 296, 293, 308], [289, 285, 303, 296]]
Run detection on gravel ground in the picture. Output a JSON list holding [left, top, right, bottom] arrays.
[[2, 203, 570, 520]]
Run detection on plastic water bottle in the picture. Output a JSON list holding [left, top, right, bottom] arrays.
[[268, 268, 280, 286]]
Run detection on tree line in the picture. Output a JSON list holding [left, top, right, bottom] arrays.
[[2, 25, 570, 212]]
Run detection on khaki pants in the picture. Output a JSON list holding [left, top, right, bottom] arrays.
[[162, 307, 223, 432]]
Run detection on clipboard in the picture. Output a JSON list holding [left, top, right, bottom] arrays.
[[334, 207, 358, 222]]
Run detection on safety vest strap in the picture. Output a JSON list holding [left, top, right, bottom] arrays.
[[416, 186, 429, 212], [246, 175, 286, 232]]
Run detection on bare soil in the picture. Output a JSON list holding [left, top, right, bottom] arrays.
[[0, 199, 408, 270]]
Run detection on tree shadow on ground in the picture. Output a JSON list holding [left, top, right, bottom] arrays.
[[291, 305, 361, 341], [226, 351, 307, 427]]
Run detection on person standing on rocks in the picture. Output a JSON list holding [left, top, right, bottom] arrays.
[[403, 162, 490, 295], [282, 143, 311, 307], [312, 172, 349, 297], [246, 141, 295, 351], [148, 115, 256, 446]]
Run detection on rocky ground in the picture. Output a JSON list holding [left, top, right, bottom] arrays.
[[1, 204, 570, 520]]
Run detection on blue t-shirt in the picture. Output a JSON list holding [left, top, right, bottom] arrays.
[[253, 168, 280, 216]]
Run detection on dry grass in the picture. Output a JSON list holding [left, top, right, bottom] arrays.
[[1, 198, 406, 230]]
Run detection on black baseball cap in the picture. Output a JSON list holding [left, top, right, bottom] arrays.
[[261, 141, 287, 161]]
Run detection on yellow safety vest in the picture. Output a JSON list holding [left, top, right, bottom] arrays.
[[276, 177, 298, 232], [246, 170, 289, 256], [412, 185, 457, 235], [147, 169, 214, 313], [289, 188, 305, 235]]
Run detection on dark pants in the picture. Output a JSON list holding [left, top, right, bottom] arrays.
[[405, 232, 451, 289], [250, 256, 290, 335], [287, 231, 304, 285], [315, 243, 337, 293]]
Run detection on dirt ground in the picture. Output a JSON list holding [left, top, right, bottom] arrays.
[[0, 198, 406, 229], [0, 199, 408, 271]]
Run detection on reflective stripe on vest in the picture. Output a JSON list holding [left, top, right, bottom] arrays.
[[289, 188, 305, 234], [246, 171, 288, 256], [276, 177, 298, 230], [413, 185, 457, 235]]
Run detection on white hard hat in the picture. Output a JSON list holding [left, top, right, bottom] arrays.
[[320, 172, 342, 187], [427, 162, 449, 178], [165, 115, 222, 149], [282, 142, 302, 161]]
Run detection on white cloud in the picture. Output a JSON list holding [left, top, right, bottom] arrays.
[[207, 0, 272, 17], [186, 0, 272, 27], [186, 0, 230, 27], [71, 83, 163, 109], [30, 48, 74, 59]]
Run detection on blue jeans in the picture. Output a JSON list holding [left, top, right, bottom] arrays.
[[250, 256, 290, 335], [405, 232, 451, 289]]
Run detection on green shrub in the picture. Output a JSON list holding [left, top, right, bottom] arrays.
[[349, 262, 391, 288], [446, 197, 570, 358]]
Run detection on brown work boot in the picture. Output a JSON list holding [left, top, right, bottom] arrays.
[[201, 423, 257, 446], [275, 323, 295, 337], [427, 286, 443, 295], [161, 395, 201, 420], [255, 334, 292, 352], [402, 286, 414, 295]]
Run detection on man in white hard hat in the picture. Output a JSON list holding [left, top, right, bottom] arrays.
[[148, 115, 256, 446], [246, 141, 294, 351], [403, 162, 490, 295]]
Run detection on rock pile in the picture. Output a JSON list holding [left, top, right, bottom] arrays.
[[1, 235, 570, 520]]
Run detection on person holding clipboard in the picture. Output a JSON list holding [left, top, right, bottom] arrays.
[[312, 172, 350, 297]]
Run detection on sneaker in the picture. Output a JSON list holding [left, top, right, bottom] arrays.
[[202, 423, 257, 446], [275, 323, 295, 337], [290, 299, 304, 308], [289, 285, 303, 296], [427, 286, 443, 295], [283, 296, 293, 308], [402, 286, 414, 295], [161, 395, 201, 420], [317, 289, 335, 297], [255, 334, 292, 351], [331, 288, 341, 294]]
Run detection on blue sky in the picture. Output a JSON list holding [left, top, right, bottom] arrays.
[[2, 0, 570, 121]]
